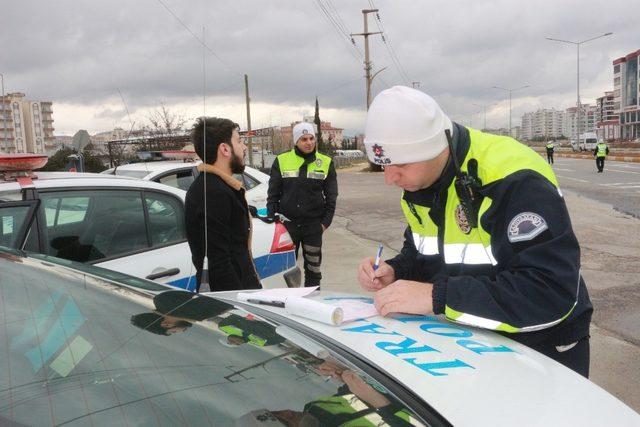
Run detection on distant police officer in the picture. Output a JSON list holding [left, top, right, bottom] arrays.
[[594, 141, 609, 173], [357, 86, 592, 377], [267, 122, 338, 287], [546, 140, 555, 164]]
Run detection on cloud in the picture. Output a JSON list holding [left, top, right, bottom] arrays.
[[2, 0, 637, 134]]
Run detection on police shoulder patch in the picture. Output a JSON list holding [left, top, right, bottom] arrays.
[[507, 212, 548, 243]]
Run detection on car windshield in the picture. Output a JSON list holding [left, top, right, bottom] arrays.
[[0, 251, 427, 426], [113, 169, 151, 179]]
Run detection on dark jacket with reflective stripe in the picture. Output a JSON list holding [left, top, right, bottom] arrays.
[[267, 147, 338, 227], [387, 123, 592, 348]]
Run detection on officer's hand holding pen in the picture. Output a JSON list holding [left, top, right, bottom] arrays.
[[357, 257, 395, 292]]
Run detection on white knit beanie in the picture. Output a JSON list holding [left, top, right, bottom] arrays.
[[364, 86, 452, 165], [292, 122, 316, 145]]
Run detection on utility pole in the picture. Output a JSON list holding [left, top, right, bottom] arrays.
[[244, 74, 253, 167], [473, 103, 494, 130], [351, 9, 383, 109], [0, 73, 5, 149], [493, 85, 529, 137], [546, 32, 612, 149]]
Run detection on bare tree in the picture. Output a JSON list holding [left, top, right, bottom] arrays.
[[138, 102, 188, 151]]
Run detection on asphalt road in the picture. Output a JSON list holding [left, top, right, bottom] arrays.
[[552, 157, 640, 218], [325, 163, 640, 412]]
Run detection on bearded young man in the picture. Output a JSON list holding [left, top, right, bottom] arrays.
[[185, 117, 261, 292]]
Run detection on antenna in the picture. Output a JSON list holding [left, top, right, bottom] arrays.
[[444, 129, 462, 175], [200, 26, 209, 293]]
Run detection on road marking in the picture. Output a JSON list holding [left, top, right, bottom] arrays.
[[556, 175, 588, 183], [553, 168, 574, 172], [605, 168, 640, 175]]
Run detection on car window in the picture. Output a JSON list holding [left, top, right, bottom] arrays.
[[156, 168, 195, 191], [43, 196, 89, 226], [113, 169, 150, 179], [233, 172, 260, 190], [1, 255, 429, 426], [0, 205, 31, 248], [144, 191, 186, 246], [40, 190, 148, 263]]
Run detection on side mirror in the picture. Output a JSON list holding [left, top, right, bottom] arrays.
[[248, 205, 259, 218]]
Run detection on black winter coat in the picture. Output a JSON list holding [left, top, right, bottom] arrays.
[[185, 165, 260, 292], [266, 148, 338, 227]]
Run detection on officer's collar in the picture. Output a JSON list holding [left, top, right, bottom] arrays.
[[294, 145, 317, 161], [403, 122, 470, 205]]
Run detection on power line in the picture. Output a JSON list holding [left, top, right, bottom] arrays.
[[368, 0, 411, 86], [154, 0, 237, 75], [312, 0, 363, 64]]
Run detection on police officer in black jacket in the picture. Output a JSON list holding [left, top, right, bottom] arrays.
[[185, 117, 261, 293], [357, 87, 592, 377], [267, 122, 338, 287]]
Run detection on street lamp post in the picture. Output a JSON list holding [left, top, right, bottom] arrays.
[[472, 103, 494, 130], [546, 32, 612, 149], [493, 85, 530, 137], [0, 73, 5, 149]]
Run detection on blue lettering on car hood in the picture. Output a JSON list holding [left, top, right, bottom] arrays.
[[342, 315, 515, 377]]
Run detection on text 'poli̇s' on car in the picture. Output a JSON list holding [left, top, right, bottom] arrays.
[[0, 153, 300, 289], [101, 150, 271, 216], [0, 247, 638, 426]]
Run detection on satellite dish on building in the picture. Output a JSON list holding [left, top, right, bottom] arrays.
[[72, 130, 91, 151]]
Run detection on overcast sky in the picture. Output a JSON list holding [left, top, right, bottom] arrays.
[[2, 0, 638, 136]]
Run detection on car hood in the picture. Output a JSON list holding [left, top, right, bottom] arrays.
[[213, 290, 639, 426]]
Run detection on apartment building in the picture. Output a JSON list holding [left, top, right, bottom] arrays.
[[613, 49, 640, 140], [596, 91, 619, 141], [520, 109, 566, 140], [564, 104, 596, 140], [0, 92, 55, 154]]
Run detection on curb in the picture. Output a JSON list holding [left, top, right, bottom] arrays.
[[538, 152, 640, 163]]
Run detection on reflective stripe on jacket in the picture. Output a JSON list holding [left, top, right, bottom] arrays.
[[390, 123, 592, 346], [267, 148, 338, 226]]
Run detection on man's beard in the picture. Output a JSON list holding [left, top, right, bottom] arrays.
[[230, 146, 245, 174]]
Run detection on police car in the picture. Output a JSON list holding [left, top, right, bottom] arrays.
[[0, 153, 299, 289], [101, 152, 270, 214], [1, 247, 638, 426]]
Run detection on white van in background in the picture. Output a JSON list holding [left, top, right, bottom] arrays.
[[571, 132, 599, 152]]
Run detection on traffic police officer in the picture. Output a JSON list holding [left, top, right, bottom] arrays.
[[594, 140, 609, 173], [546, 140, 555, 164], [357, 86, 593, 377], [267, 122, 338, 287]]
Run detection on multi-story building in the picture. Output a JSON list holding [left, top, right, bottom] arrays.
[[91, 127, 129, 152], [520, 109, 566, 140], [0, 92, 55, 154], [613, 49, 640, 140], [564, 104, 596, 140], [596, 91, 619, 141]]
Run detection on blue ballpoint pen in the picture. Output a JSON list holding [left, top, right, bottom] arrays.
[[373, 244, 383, 271]]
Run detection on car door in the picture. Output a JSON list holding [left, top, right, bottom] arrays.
[[235, 171, 268, 215], [96, 190, 195, 289], [34, 188, 195, 290]]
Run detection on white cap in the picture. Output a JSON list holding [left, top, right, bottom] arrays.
[[364, 86, 452, 165], [293, 122, 316, 145]]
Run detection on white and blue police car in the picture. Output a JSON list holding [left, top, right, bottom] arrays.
[[0, 154, 299, 289]]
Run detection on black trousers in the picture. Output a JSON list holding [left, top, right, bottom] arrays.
[[285, 222, 323, 287], [547, 153, 554, 164], [532, 336, 590, 378], [596, 157, 605, 172]]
